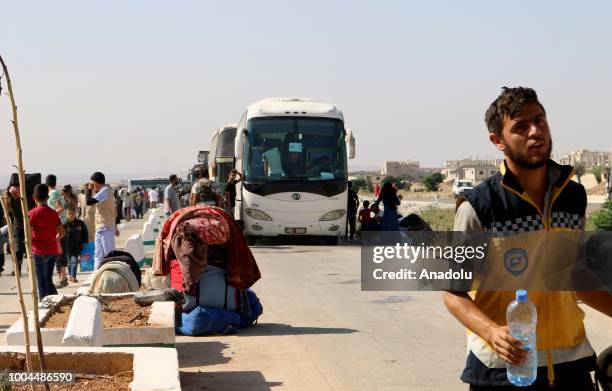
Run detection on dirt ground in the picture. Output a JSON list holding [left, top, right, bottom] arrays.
[[10, 371, 133, 390], [42, 298, 151, 329]]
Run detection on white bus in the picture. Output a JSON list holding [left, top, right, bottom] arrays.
[[208, 124, 237, 192], [234, 97, 355, 245]]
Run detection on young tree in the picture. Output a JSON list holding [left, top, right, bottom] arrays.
[[422, 173, 445, 192], [381, 175, 397, 186], [574, 162, 586, 183], [352, 178, 369, 193], [592, 165, 604, 184]]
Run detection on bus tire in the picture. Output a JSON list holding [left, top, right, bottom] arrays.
[[246, 235, 257, 246]]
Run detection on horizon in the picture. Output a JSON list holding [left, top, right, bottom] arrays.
[[1, 2, 611, 180]]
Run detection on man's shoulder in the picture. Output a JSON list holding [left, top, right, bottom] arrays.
[[564, 178, 587, 197], [454, 201, 483, 232]]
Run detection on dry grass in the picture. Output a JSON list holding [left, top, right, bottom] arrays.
[[419, 207, 455, 231]]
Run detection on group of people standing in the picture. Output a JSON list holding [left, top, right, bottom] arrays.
[[344, 181, 402, 241], [188, 168, 242, 216], [113, 187, 159, 223], [1, 172, 120, 301], [2, 168, 243, 299]]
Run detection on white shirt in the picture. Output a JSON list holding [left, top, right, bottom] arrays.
[[148, 189, 159, 202]]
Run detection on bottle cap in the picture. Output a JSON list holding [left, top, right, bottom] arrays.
[[516, 289, 527, 302]]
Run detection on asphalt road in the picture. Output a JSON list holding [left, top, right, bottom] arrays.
[[1, 210, 610, 391], [177, 238, 611, 391]]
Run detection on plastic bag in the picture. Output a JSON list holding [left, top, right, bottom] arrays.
[[80, 242, 95, 272]]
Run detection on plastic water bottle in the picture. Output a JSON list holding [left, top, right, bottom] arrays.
[[506, 289, 537, 386]]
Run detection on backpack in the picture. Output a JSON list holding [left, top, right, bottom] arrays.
[[198, 181, 217, 203]]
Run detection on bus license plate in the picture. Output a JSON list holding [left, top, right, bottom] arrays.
[[285, 228, 307, 234]]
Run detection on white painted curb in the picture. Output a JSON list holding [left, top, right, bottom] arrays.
[[125, 233, 145, 266], [62, 296, 103, 347]]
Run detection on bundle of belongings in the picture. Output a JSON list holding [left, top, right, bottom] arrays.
[[398, 213, 433, 232], [89, 250, 142, 294], [153, 205, 263, 335]]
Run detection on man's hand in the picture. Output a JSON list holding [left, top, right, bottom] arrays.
[[115, 227, 120, 237], [486, 325, 527, 365]]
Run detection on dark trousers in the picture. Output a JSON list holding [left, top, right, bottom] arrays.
[[34, 254, 58, 299], [468, 370, 595, 391], [346, 211, 357, 240], [48, 256, 58, 295], [0, 248, 24, 274], [67, 255, 79, 278], [14, 249, 24, 275]]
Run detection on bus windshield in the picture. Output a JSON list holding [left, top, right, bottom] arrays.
[[217, 128, 236, 157], [245, 118, 347, 182]]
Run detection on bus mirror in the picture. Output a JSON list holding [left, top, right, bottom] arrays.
[[346, 128, 355, 159], [235, 129, 244, 159]]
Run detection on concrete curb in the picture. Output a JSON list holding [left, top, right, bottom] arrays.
[[125, 233, 146, 267], [62, 296, 102, 347], [5, 293, 175, 348], [1, 345, 181, 391]]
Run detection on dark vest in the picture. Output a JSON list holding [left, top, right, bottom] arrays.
[[462, 160, 585, 234]]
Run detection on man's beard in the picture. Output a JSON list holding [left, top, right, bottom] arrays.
[[504, 139, 552, 169]]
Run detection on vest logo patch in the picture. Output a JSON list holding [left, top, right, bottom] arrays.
[[504, 248, 528, 276]]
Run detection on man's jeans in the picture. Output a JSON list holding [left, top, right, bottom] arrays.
[[33, 254, 58, 299], [67, 255, 78, 279]]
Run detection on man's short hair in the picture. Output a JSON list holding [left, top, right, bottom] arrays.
[[201, 168, 209, 179], [45, 174, 57, 187], [90, 172, 106, 184], [33, 184, 49, 201], [485, 87, 546, 137], [169, 174, 177, 183]]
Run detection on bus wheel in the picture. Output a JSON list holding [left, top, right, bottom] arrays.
[[325, 236, 339, 246], [246, 235, 257, 246]]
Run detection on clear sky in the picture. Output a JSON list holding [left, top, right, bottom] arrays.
[[1, 1, 611, 183]]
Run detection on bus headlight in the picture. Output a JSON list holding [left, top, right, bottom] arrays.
[[319, 209, 346, 221], [245, 208, 273, 221]]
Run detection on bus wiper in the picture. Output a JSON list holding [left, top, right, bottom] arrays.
[[281, 175, 310, 179]]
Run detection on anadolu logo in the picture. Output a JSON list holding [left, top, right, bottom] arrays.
[[504, 248, 528, 276], [291, 193, 301, 200]]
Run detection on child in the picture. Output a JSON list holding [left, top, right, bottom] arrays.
[[358, 200, 374, 232], [61, 208, 89, 283], [29, 184, 65, 299]]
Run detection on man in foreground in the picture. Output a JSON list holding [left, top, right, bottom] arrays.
[[443, 87, 612, 389]]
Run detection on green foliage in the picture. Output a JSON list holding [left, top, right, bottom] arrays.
[[574, 162, 586, 183], [352, 178, 372, 193], [591, 165, 604, 184], [589, 201, 612, 231], [381, 176, 406, 190], [421, 173, 445, 192]]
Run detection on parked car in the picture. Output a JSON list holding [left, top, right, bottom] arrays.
[[452, 179, 474, 198]]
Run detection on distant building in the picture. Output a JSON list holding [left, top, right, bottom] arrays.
[[381, 160, 421, 177], [442, 158, 502, 183], [559, 149, 610, 168]]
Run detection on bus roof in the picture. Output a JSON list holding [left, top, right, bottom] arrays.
[[219, 123, 237, 132], [246, 97, 344, 121]]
